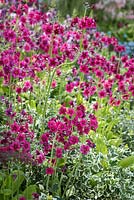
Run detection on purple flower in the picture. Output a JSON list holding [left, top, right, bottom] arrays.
[[19, 196, 26, 200], [80, 144, 90, 155]]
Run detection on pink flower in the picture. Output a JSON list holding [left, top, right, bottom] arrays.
[[114, 45, 125, 53], [49, 58, 58, 68], [115, 100, 121, 106], [23, 81, 33, 92], [42, 23, 53, 35], [89, 114, 98, 131], [24, 81, 32, 89], [53, 23, 64, 34], [79, 119, 87, 127], [24, 43, 31, 52], [56, 147, 63, 158], [80, 65, 89, 74], [98, 90, 107, 98], [48, 120, 57, 132], [32, 193, 39, 200], [56, 69, 61, 76], [59, 105, 67, 115], [76, 105, 86, 118], [95, 69, 104, 78], [51, 80, 57, 88], [16, 87, 22, 94], [11, 141, 20, 151], [67, 108, 75, 117], [80, 144, 90, 155], [4, 29, 16, 42], [11, 122, 20, 133], [22, 141, 30, 152], [69, 135, 79, 145], [43, 143, 52, 155], [19, 197, 26, 200], [83, 88, 90, 98], [17, 133, 25, 142], [90, 86, 97, 96], [40, 133, 49, 143], [86, 139, 95, 148], [36, 153, 45, 164], [46, 167, 54, 175], [12, 68, 21, 78], [93, 102, 99, 110], [65, 83, 74, 93], [78, 17, 96, 29]]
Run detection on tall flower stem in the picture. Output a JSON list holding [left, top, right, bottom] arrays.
[[66, 155, 82, 200], [42, 52, 81, 132], [46, 132, 57, 192], [62, 154, 82, 199], [58, 171, 64, 196]]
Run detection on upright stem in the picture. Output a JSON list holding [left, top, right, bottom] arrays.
[[17, 163, 20, 199], [58, 171, 64, 196], [62, 154, 82, 199], [43, 70, 53, 117], [8, 73, 12, 126], [46, 175, 50, 192], [42, 52, 81, 132], [46, 132, 57, 192]]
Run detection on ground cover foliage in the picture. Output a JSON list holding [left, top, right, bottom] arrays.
[[0, 1, 134, 200]]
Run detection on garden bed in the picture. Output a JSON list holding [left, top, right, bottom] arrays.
[[0, 1, 134, 200]]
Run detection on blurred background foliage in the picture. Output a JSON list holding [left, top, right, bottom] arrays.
[[41, 0, 134, 43]]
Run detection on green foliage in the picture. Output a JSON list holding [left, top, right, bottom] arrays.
[[0, 170, 36, 200], [44, 0, 98, 19], [65, 149, 134, 200], [119, 156, 134, 168], [43, 0, 134, 42]]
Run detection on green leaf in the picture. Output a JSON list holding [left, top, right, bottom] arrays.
[[1, 86, 9, 94], [22, 185, 36, 200], [2, 189, 12, 196], [12, 170, 25, 195], [90, 178, 97, 187], [64, 96, 73, 107], [76, 93, 83, 105], [101, 158, 109, 169], [36, 71, 46, 79], [37, 104, 43, 114], [80, 135, 87, 143], [1, 170, 25, 199], [66, 186, 75, 197], [109, 138, 122, 147], [20, 93, 29, 100], [105, 131, 114, 140], [46, 195, 53, 200], [118, 156, 134, 168], [51, 183, 59, 193], [1, 175, 12, 191], [96, 138, 108, 155], [29, 100, 36, 109], [57, 158, 66, 167], [0, 176, 3, 182], [0, 194, 4, 200]]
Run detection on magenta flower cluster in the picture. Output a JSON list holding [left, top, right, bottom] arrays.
[[0, 0, 134, 177]]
